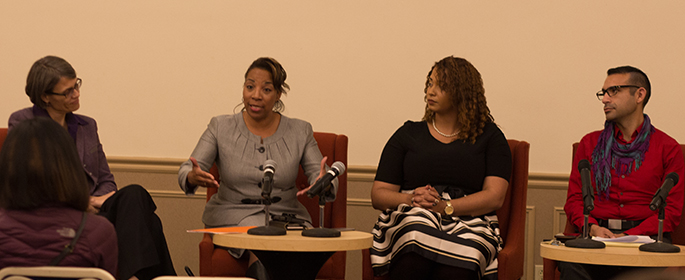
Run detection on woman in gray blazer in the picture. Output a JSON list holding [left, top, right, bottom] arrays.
[[178, 57, 337, 280]]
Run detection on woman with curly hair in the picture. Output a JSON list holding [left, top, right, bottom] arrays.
[[370, 56, 512, 280]]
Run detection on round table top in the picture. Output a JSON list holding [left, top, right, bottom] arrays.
[[540, 241, 685, 267], [213, 230, 373, 252]]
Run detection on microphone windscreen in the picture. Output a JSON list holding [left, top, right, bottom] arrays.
[[264, 159, 277, 172], [666, 172, 679, 184], [331, 161, 346, 175], [578, 159, 591, 171]]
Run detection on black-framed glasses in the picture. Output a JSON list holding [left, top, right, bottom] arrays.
[[596, 85, 640, 100], [46, 78, 82, 98]]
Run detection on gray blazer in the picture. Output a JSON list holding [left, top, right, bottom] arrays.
[[178, 113, 337, 227], [8, 107, 117, 196]]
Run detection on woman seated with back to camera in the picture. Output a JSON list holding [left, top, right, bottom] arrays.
[[8, 56, 175, 280], [0, 117, 118, 274], [178, 57, 335, 280], [370, 56, 512, 280]]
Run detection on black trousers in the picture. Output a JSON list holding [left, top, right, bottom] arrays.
[[559, 232, 670, 280], [99, 184, 176, 280], [558, 261, 665, 280]]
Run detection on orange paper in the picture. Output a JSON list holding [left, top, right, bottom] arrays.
[[186, 226, 256, 234]]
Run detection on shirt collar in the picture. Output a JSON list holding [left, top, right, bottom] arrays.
[[613, 121, 644, 144], [31, 105, 87, 142]]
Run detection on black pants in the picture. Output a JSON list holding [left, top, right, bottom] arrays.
[[388, 252, 479, 280], [99, 184, 176, 280], [558, 262, 666, 280], [559, 232, 670, 280]]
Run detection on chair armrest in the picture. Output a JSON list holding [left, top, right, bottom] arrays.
[[362, 249, 374, 280], [543, 258, 560, 280], [199, 233, 214, 276], [497, 238, 524, 280]]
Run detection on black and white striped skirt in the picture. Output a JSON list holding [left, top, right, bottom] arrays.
[[371, 204, 501, 279]]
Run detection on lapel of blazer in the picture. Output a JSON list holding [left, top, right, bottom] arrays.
[[75, 120, 87, 165]]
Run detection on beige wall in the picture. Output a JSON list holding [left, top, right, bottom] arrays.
[[2, 1, 685, 173], [2, 1, 685, 279]]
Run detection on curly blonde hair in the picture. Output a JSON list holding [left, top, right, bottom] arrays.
[[422, 56, 494, 143]]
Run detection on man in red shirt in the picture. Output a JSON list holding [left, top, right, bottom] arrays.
[[560, 66, 685, 280]]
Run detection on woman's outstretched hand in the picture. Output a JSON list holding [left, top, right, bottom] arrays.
[[187, 157, 219, 188], [297, 156, 328, 197]]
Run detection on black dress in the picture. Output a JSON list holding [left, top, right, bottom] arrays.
[[371, 121, 511, 279]]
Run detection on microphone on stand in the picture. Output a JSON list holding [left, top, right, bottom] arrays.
[[641, 172, 680, 253], [566, 159, 605, 249], [306, 161, 345, 198], [261, 160, 276, 200], [303, 161, 346, 238], [649, 172, 679, 211], [248, 159, 286, 236], [579, 159, 595, 213]]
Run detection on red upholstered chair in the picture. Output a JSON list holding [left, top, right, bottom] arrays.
[[362, 139, 530, 280], [542, 143, 685, 280], [198, 132, 348, 280], [0, 128, 7, 150]]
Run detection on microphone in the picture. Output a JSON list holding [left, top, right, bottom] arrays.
[[261, 160, 277, 200], [649, 172, 679, 211], [565, 158, 605, 248], [306, 161, 346, 198], [248, 159, 286, 236], [578, 159, 594, 212]]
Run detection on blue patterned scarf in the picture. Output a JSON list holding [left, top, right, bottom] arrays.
[[591, 114, 654, 200]]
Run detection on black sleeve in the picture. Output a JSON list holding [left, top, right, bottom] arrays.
[[485, 124, 512, 182], [374, 122, 410, 186]]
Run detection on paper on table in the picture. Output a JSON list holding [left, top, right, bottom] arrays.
[[592, 235, 655, 243], [187, 226, 256, 234]]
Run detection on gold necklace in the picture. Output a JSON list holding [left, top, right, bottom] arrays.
[[432, 119, 458, 137]]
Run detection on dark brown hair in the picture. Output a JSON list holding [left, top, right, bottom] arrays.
[[0, 117, 89, 210], [607, 65, 651, 107], [422, 56, 494, 143], [25, 56, 77, 109], [244, 57, 290, 112]]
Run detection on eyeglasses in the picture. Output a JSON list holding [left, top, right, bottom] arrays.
[[47, 78, 82, 98], [596, 85, 640, 100]]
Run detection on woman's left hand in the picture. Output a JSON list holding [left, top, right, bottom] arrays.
[[89, 191, 115, 212], [411, 185, 440, 209], [297, 156, 328, 196]]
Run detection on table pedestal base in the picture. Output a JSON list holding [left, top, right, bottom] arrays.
[[252, 250, 335, 280]]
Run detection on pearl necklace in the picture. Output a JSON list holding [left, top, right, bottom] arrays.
[[432, 119, 459, 138]]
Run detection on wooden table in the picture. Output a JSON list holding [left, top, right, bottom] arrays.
[[213, 230, 372, 280], [541, 241, 685, 267]]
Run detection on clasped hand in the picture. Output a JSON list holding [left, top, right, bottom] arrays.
[[411, 185, 441, 209]]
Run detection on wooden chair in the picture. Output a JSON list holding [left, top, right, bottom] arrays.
[[198, 132, 348, 280], [153, 277, 252, 280], [361, 139, 530, 280], [0, 266, 115, 280], [542, 143, 685, 280]]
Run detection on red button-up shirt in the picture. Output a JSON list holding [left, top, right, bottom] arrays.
[[565, 125, 684, 236]]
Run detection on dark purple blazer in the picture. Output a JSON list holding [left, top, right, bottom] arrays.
[[8, 107, 117, 196], [0, 206, 118, 274]]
